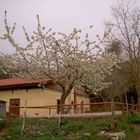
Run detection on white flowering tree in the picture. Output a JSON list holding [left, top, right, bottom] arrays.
[[0, 54, 12, 79], [0, 11, 121, 107]]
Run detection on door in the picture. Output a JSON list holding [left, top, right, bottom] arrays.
[[9, 98, 20, 116]]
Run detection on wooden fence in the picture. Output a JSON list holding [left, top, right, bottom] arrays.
[[8, 102, 139, 117]]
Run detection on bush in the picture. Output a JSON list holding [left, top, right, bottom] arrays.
[[0, 118, 7, 129]]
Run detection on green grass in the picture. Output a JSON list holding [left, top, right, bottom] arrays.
[[127, 111, 140, 124], [0, 114, 140, 140]]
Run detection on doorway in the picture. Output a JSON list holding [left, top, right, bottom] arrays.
[[9, 98, 20, 116]]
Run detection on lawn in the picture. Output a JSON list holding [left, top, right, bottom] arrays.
[[0, 112, 140, 140]]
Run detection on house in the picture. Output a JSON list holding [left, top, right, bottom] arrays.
[[0, 78, 89, 117]]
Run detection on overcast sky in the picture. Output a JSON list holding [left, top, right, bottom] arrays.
[[0, 0, 140, 53]]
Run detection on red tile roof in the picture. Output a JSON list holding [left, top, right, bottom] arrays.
[[0, 78, 52, 90]]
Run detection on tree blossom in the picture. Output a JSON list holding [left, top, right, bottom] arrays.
[[0, 11, 121, 104]]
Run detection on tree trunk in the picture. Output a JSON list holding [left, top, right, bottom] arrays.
[[58, 91, 69, 127], [131, 96, 135, 112], [136, 84, 140, 112], [21, 95, 27, 138], [59, 93, 67, 114], [59, 84, 74, 114]]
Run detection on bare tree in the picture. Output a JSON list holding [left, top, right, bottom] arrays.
[[105, 0, 140, 108], [0, 12, 120, 111]]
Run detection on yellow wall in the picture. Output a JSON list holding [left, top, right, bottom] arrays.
[[76, 95, 90, 113], [0, 87, 89, 117]]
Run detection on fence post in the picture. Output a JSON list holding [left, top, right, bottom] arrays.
[[74, 89, 77, 114], [81, 101, 84, 113], [111, 98, 115, 118], [136, 103, 139, 112]]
